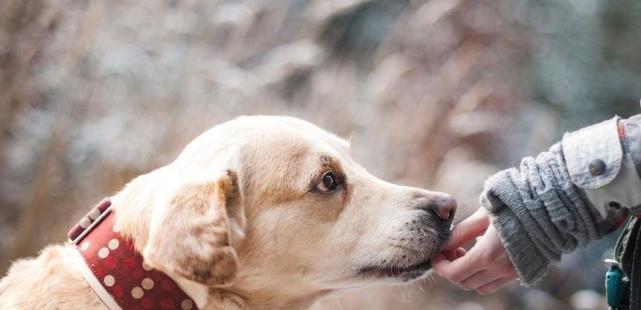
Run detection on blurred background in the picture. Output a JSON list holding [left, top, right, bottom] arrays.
[[1, 0, 641, 309]]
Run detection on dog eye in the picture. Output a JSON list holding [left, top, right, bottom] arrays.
[[316, 171, 340, 193]]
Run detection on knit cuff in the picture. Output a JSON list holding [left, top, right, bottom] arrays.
[[481, 171, 552, 286], [485, 197, 550, 286]]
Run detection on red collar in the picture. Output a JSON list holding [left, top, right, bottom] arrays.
[[68, 198, 198, 310]]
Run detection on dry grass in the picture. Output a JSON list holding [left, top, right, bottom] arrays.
[[0, 0, 623, 309]]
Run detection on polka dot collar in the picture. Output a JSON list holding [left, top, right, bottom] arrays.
[[68, 198, 198, 310]]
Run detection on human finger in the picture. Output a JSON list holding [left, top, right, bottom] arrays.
[[443, 208, 490, 251], [475, 277, 515, 295], [442, 247, 466, 261], [432, 248, 484, 283], [459, 269, 506, 291]]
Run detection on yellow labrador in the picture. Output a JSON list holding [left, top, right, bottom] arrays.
[[0, 116, 456, 309]]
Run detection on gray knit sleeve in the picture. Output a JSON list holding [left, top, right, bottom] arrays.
[[481, 144, 602, 286]]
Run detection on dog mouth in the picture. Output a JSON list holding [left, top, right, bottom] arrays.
[[355, 216, 452, 281], [356, 223, 451, 281], [356, 259, 432, 281]]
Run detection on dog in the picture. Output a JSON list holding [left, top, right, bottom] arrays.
[[0, 116, 456, 309]]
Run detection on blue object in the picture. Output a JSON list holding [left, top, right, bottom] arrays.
[[605, 263, 626, 308]]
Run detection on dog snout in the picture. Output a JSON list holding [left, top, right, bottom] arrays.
[[431, 195, 457, 222], [415, 194, 457, 222]]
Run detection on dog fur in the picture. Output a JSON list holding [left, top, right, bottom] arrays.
[[0, 116, 454, 309]]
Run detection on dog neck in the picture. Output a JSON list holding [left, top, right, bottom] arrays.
[[208, 286, 331, 309], [203, 263, 333, 309]]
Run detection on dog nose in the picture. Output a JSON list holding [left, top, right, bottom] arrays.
[[430, 196, 457, 221]]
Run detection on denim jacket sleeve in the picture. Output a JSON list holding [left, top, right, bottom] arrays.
[[562, 115, 641, 218]]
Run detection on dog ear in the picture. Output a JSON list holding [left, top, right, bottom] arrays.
[[143, 170, 243, 286]]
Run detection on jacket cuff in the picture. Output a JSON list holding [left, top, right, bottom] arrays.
[[623, 115, 641, 178], [561, 116, 641, 218], [561, 116, 622, 190]]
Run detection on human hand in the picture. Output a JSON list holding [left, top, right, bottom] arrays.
[[431, 208, 518, 295]]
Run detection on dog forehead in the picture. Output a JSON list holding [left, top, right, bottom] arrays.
[[231, 116, 350, 152], [175, 116, 350, 171], [237, 130, 334, 174]]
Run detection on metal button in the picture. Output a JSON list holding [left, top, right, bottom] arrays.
[[589, 159, 606, 176]]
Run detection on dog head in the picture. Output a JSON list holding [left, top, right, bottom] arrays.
[[115, 116, 455, 302]]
